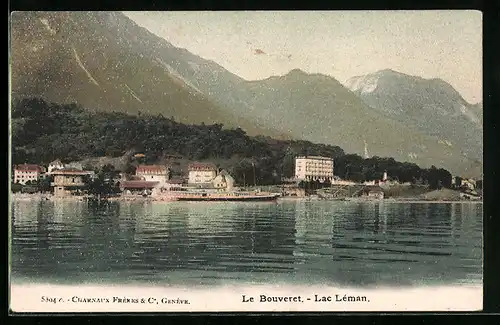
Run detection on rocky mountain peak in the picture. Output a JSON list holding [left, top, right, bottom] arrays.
[[344, 69, 482, 168]]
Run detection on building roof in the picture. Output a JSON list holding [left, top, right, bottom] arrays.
[[120, 181, 160, 189], [296, 156, 333, 161], [15, 164, 42, 172], [136, 165, 169, 173], [188, 162, 217, 171], [51, 168, 92, 176]]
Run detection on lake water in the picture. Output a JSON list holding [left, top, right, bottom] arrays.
[[10, 200, 483, 287]]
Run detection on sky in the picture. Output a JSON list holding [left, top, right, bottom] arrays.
[[124, 11, 482, 104]]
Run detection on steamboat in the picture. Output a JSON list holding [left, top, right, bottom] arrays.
[[152, 188, 280, 202]]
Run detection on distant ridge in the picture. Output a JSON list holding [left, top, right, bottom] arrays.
[[345, 69, 482, 178]]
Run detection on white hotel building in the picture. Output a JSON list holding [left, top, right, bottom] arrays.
[[188, 162, 218, 184], [295, 156, 334, 182], [135, 165, 170, 184]]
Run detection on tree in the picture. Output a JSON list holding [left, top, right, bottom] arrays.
[[11, 183, 22, 193], [87, 174, 119, 198], [124, 163, 136, 175], [101, 164, 119, 180], [426, 166, 440, 190], [36, 176, 53, 193], [437, 168, 452, 189]]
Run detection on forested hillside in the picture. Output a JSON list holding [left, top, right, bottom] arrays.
[[11, 98, 452, 188]]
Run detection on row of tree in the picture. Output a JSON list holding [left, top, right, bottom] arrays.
[[12, 98, 453, 189]]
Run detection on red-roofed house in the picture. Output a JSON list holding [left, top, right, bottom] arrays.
[[135, 165, 170, 183], [14, 164, 43, 185], [188, 162, 218, 184]]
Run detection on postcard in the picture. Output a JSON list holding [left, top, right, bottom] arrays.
[[9, 10, 483, 313]]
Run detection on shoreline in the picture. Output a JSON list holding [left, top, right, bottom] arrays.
[[10, 193, 482, 204]]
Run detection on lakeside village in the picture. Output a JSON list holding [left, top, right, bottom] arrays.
[[11, 155, 482, 202]]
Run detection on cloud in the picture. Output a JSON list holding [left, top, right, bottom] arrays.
[[253, 49, 266, 55]]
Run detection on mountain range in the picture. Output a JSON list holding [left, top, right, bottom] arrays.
[[10, 11, 483, 177], [346, 69, 482, 166], [9, 11, 283, 138]]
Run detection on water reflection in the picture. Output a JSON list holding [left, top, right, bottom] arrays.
[[11, 200, 482, 286]]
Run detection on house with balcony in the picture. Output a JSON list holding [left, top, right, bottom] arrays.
[[51, 168, 91, 197]]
